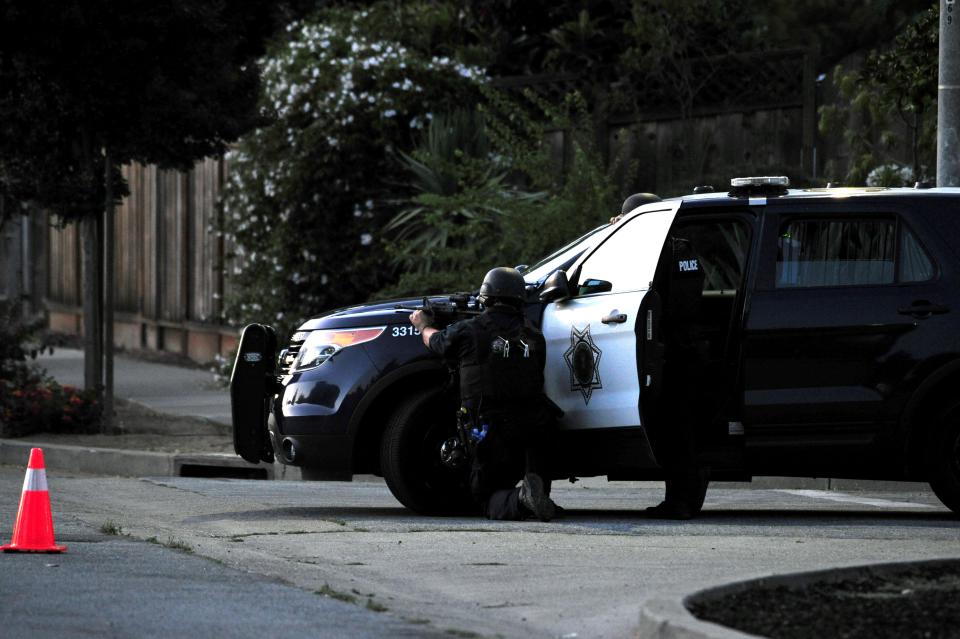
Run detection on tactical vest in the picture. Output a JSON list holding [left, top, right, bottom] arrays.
[[458, 313, 544, 409]]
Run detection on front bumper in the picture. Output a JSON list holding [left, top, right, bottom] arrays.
[[269, 344, 380, 474]]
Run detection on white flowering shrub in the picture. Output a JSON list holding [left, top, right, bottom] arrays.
[[221, 2, 484, 336], [865, 163, 915, 187]]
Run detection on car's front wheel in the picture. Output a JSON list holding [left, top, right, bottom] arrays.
[[380, 388, 472, 515], [927, 404, 960, 516]]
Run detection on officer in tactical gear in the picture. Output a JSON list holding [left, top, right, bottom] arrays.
[[409, 267, 559, 521], [646, 233, 710, 520]]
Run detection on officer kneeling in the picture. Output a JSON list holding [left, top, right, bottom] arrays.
[[410, 267, 560, 521]]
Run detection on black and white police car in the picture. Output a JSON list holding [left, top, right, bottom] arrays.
[[232, 177, 960, 516]]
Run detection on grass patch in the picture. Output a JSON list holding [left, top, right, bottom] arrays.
[[100, 520, 123, 536], [141, 533, 191, 553], [316, 584, 387, 613], [444, 630, 482, 638], [163, 536, 193, 553], [316, 584, 357, 604], [365, 598, 389, 613], [406, 618, 431, 625]]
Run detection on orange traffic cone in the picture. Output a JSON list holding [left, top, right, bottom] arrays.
[[2, 448, 66, 553]]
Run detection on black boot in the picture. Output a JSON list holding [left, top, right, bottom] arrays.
[[646, 468, 709, 520], [646, 477, 694, 520]]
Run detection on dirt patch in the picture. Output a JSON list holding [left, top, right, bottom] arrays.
[[11, 398, 233, 454], [689, 563, 960, 639]]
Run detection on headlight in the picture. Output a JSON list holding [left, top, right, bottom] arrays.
[[292, 326, 385, 372]]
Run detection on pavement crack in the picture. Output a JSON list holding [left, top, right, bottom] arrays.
[[213, 530, 314, 539], [481, 601, 530, 609]]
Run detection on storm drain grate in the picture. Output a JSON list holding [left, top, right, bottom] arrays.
[[178, 464, 269, 480]]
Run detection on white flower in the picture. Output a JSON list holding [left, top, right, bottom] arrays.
[[866, 163, 915, 187], [360, 233, 373, 246]]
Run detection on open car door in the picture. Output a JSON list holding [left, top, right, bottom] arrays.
[[541, 203, 680, 430]]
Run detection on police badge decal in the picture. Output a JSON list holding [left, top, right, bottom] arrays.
[[564, 324, 603, 404]]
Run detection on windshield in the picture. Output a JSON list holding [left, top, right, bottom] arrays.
[[522, 225, 608, 284]]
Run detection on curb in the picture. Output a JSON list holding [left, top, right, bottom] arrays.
[[0, 439, 297, 480], [637, 558, 960, 639]]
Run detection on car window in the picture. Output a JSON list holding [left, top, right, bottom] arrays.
[[673, 220, 750, 293], [776, 218, 933, 288], [522, 225, 607, 284], [577, 209, 676, 294], [899, 226, 934, 282]]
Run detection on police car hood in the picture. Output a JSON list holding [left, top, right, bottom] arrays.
[[296, 296, 468, 331]]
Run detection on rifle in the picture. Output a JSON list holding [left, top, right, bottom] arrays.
[[395, 293, 482, 329]]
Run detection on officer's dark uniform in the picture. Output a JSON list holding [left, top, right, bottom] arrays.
[[426, 270, 556, 520], [647, 234, 709, 519]]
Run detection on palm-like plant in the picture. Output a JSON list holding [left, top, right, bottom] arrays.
[[385, 110, 544, 278]]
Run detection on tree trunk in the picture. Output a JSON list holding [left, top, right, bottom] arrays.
[[81, 214, 101, 392], [79, 128, 103, 397], [102, 151, 115, 432]]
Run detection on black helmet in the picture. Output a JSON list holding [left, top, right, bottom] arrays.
[[621, 192, 661, 215], [478, 267, 525, 305]]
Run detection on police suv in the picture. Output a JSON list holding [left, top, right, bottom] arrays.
[[232, 177, 960, 516]]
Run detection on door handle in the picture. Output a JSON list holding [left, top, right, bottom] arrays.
[[897, 302, 949, 318], [602, 312, 628, 325]]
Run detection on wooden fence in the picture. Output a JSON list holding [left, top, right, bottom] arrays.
[[46, 158, 238, 363]]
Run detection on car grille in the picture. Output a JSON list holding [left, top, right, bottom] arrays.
[[278, 336, 306, 375]]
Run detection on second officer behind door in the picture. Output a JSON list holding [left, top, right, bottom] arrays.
[[409, 267, 560, 521]]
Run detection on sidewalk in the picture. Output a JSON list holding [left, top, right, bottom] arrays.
[[0, 348, 287, 478], [38, 348, 231, 425]]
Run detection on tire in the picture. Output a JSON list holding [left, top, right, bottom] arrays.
[[926, 404, 960, 516], [380, 388, 472, 515]]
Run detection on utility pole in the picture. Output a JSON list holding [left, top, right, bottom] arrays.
[[939, 0, 960, 186]]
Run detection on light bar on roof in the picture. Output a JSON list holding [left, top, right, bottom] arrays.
[[731, 176, 790, 188]]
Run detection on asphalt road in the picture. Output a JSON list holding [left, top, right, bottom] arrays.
[[0, 467, 957, 639]]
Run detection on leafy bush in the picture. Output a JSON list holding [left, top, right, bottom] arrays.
[[378, 89, 619, 297], [0, 379, 101, 438], [221, 1, 483, 338], [0, 302, 100, 437]]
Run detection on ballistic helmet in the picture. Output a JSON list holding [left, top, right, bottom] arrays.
[[478, 267, 525, 306], [620, 192, 661, 215]]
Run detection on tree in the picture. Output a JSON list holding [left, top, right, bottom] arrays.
[[0, 0, 295, 430], [818, 4, 939, 185]]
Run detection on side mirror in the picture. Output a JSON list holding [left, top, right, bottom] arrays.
[[539, 270, 571, 303]]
